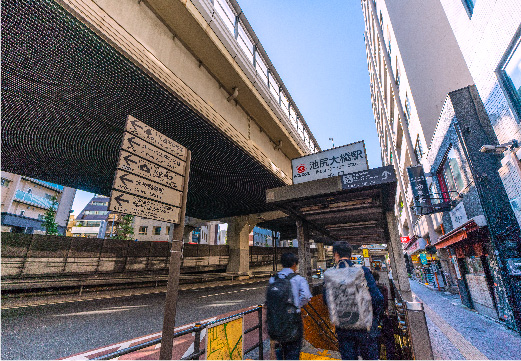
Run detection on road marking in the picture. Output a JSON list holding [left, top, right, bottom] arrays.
[[419, 297, 488, 360]]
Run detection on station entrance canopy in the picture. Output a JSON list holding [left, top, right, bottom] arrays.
[[1, 0, 288, 220], [258, 166, 397, 247]]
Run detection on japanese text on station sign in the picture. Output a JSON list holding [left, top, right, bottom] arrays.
[[292, 141, 368, 184]]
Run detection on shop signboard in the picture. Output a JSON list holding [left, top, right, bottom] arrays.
[[406, 237, 427, 256], [292, 141, 368, 184], [407, 166, 431, 215], [400, 236, 410, 243], [450, 202, 468, 229], [362, 249, 369, 258], [419, 253, 428, 265]]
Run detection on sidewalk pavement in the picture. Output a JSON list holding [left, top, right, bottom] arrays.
[[410, 279, 521, 360]]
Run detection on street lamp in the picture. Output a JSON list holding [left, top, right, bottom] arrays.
[[479, 139, 519, 154]]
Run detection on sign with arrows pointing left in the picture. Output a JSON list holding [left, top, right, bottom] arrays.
[[112, 170, 182, 207], [108, 190, 181, 223], [109, 116, 189, 224]]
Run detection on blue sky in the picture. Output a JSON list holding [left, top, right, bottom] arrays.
[[71, 0, 379, 215]]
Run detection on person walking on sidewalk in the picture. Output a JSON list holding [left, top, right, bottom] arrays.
[[323, 242, 384, 360], [266, 252, 312, 360]]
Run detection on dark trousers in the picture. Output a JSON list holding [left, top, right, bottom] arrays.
[[337, 329, 379, 360], [275, 317, 303, 360]]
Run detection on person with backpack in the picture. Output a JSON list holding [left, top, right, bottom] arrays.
[[323, 242, 384, 360], [266, 252, 312, 360]]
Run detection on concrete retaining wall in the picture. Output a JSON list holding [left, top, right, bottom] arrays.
[[1, 233, 312, 290]]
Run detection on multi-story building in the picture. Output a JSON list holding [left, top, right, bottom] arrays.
[[439, 0, 521, 226], [361, 0, 473, 242], [71, 195, 172, 241], [362, 0, 521, 332], [1, 171, 76, 234]]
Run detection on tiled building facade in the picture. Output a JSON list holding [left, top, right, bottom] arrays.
[[1, 171, 76, 235]]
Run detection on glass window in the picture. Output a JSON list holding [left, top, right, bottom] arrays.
[[500, 37, 521, 121], [154, 226, 161, 235], [139, 226, 148, 235], [463, 0, 476, 16], [404, 94, 411, 123], [414, 136, 423, 163], [438, 147, 465, 200]]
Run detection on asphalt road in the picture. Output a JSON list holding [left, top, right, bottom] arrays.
[[1, 281, 268, 360]]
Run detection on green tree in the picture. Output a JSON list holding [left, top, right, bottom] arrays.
[[43, 195, 59, 235], [113, 214, 134, 240]]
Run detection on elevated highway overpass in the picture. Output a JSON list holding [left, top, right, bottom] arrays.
[[2, 0, 319, 221]]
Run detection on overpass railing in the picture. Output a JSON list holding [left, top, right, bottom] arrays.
[[194, 0, 319, 154], [92, 305, 264, 360]]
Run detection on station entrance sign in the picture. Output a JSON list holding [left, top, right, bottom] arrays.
[[291, 141, 368, 185]]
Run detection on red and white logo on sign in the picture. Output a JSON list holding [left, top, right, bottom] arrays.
[[297, 164, 306, 173], [400, 236, 410, 243]]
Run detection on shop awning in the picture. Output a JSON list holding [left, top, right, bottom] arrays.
[[435, 216, 488, 254]]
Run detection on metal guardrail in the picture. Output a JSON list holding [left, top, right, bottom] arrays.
[[92, 305, 264, 360]]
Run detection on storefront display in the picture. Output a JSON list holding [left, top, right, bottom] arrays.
[[436, 218, 499, 320]]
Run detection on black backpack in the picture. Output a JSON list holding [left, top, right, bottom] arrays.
[[266, 273, 300, 343]]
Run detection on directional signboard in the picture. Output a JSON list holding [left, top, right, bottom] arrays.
[[126, 115, 187, 161], [109, 116, 188, 224], [109, 190, 181, 223], [341, 165, 395, 190], [113, 170, 182, 207], [121, 133, 185, 175], [116, 151, 184, 191]]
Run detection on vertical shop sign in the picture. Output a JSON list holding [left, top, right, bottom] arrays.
[[407, 165, 431, 215]]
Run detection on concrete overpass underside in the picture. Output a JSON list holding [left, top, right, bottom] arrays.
[[1, 0, 295, 220]]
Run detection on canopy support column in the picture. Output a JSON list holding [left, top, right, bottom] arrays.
[[296, 219, 312, 283]]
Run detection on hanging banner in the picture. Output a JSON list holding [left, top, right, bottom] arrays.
[[407, 165, 431, 214]]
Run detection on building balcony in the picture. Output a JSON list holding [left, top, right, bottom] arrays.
[[22, 177, 64, 192], [70, 226, 100, 234], [14, 190, 57, 210]]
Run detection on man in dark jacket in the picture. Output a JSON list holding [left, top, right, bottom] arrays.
[[324, 242, 384, 360]]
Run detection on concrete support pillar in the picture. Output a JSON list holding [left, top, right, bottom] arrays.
[[182, 225, 195, 243], [386, 212, 412, 302], [296, 219, 312, 283], [226, 216, 256, 276], [56, 187, 76, 228]]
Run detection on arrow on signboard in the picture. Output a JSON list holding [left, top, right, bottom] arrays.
[[130, 119, 143, 131], [123, 154, 138, 167], [127, 136, 140, 152], [139, 163, 151, 174], [382, 170, 392, 180], [114, 193, 130, 207], [119, 173, 134, 187]]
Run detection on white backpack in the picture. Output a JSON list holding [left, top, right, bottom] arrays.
[[324, 261, 373, 331]]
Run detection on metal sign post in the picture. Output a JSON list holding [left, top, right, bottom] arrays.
[[160, 151, 191, 360], [107, 115, 189, 360]]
